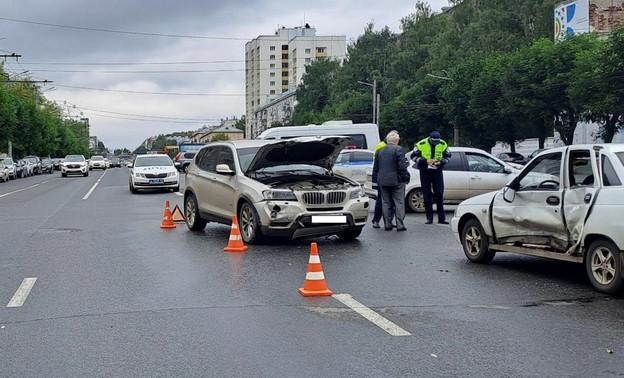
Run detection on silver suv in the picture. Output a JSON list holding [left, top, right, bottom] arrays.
[[183, 136, 370, 243]]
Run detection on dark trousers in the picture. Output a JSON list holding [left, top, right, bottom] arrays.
[[420, 170, 445, 222], [373, 187, 394, 223]]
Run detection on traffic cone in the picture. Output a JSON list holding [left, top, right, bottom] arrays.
[[223, 216, 248, 252], [171, 205, 186, 223], [298, 242, 333, 297], [160, 200, 176, 229]]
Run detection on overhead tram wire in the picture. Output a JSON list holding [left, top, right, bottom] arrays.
[[52, 83, 245, 96]]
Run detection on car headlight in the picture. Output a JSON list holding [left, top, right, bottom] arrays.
[[133, 172, 145, 178], [263, 189, 297, 201], [167, 171, 178, 178], [349, 186, 366, 199]]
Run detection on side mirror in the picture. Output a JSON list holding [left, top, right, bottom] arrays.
[[504, 166, 512, 174], [503, 186, 516, 203], [216, 164, 235, 175], [127, 163, 133, 168]]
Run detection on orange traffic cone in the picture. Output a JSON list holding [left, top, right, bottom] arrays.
[[171, 205, 186, 223], [298, 242, 333, 297], [160, 200, 176, 229], [223, 216, 248, 252]]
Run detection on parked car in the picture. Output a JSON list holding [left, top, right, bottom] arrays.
[[183, 136, 369, 244], [128, 154, 179, 193], [173, 151, 197, 172], [1, 157, 16, 179], [24, 156, 43, 175], [19, 159, 34, 177], [61, 155, 89, 177], [89, 155, 107, 170], [495, 152, 527, 165], [41, 157, 54, 174], [0, 162, 9, 182], [364, 147, 520, 212], [51, 158, 62, 170], [452, 144, 624, 294], [13, 159, 26, 178], [332, 148, 374, 184], [526, 148, 547, 163]]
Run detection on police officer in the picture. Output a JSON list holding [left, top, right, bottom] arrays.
[[411, 131, 451, 224]]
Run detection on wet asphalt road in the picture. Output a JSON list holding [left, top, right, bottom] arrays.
[[0, 168, 623, 377]]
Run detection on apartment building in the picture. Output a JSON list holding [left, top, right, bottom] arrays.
[[245, 24, 346, 138]]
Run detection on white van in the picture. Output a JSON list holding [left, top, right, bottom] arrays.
[[256, 121, 380, 151]]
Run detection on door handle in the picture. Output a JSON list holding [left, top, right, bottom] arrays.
[[470, 177, 482, 180], [584, 193, 592, 204], [546, 196, 560, 206]]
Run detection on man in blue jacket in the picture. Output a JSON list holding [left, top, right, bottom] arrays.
[[372, 131, 409, 231]]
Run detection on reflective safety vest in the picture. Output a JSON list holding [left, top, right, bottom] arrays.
[[415, 138, 448, 161], [373, 141, 387, 157]]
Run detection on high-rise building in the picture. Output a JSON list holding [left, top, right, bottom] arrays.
[[245, 24, 346, 138]]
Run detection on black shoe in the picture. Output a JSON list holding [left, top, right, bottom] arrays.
[[372, 221, 380, 229], [384, 226, 393, 231], [425, 219, 433, 224], [438, 220, 449, 224], [396, 227, 407, 231]]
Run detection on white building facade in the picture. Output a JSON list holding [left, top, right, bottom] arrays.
[[245, 25, 346, 138]]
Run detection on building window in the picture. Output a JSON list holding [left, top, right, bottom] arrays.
[[282, 71, 288, 77], [270, 81, 275, 86], [282, 80, 288, 86], [282, 62, 288, 68], [282, 54, 288, 59], [305, 48, 311, 54], [281, 44, 288, 50], [270, 63, 275, 68], [316, 47, 326, 53], [270, 46, 275, 51], [270, 55, 275, 60], [305, 58, 311, 63], [270, 90, 276, 95], [270, 72, 275, 77]]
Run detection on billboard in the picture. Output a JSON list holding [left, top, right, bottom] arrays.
[[554, 0, 590, 41]]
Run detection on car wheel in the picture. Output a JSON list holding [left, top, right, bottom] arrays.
[[585, 239, 623, 294], [185, 194, 207, 231], [239, 201, 263, 244], [173, 185, 180, 192], [406, 188, 425, 213], [337, 227, 363, 241], [62, 172, 67, 177], [461, 218, 495, 263], [84, 171, 89, 177]]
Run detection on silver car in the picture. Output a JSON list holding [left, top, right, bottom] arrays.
[[183, 136, 369, 243], [452, 144, 624, 294], [364, 147, 520, 212]]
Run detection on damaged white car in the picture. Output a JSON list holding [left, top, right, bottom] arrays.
[[183, 136, 370, 243], [452, 144, 624, 294]]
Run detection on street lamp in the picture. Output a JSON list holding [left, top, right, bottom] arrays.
[[427, 71, 458, 146], [357, 80, 378, 125]]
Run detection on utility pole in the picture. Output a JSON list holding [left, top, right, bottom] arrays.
[[358, 80, 378, 126]]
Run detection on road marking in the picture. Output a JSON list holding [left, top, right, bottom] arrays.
[[82, 171, 107, 200], [174, 192, 183, 196], [0, 179, 53, 198], [332, 293, 411, 336], [7, 278, 37, 308]]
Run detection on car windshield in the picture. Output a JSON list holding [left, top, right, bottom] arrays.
[[1, 158, 12, 164], [91, 156, 104, 161], [65, 155, 85, 162], [26, 157, 38, 163], [135, 156, 173, 167]]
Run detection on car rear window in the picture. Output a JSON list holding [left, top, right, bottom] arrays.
[[602, 155, 622, 186]]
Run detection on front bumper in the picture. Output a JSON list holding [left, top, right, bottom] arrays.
[[254, 197, 369, 239], [132, 177, 179, 189], [62, 165, 88, 174]]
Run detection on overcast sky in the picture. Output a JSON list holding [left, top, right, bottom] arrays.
[[0, 1, 450, 151]]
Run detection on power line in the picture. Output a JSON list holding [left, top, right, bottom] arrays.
[[52, 83, 245, 96]]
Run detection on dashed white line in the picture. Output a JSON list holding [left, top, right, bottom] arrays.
[[0, 179, 53, 198], [333, 293, 411, 336], [82, 171, 107, 200], [7, 278, 38, 308]]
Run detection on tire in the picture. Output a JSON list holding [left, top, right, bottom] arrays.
[[461, 218, 495, 263], [185, 194, 207, 231], [84, 171, 89, 177], [129, 180, 138, 194], [585, 239, 623, 294], [337, 227, 363, 241], [406, 188, 425, 213], [173, 185, 180, 192], [238, 201, 263, 244], [62, 172, 67, 177]]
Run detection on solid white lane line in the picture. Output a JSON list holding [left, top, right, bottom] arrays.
[[333, 293, 411, 337], [82, 171, 107, 200], [0, 180, 50, 198], [7, 277, 38, 308]]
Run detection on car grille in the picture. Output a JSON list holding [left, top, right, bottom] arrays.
[[145, 173, 167, 178], [67, 164, 80, 168], [301, 191, 346, 205]]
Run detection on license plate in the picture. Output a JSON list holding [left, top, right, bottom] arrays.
[[149, 179, 164, 184], [311, 215, 346, 224]]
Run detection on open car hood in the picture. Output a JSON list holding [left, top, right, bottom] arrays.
[[246, 136, 353, 173]]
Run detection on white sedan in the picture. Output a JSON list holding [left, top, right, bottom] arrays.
[[364, 147, 520, 212], [128, 154, 179, 193], [452, 144, 624, 294]]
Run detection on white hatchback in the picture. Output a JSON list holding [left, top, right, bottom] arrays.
[[452, 144, 624, 294], [128, 154, 179, 193]]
